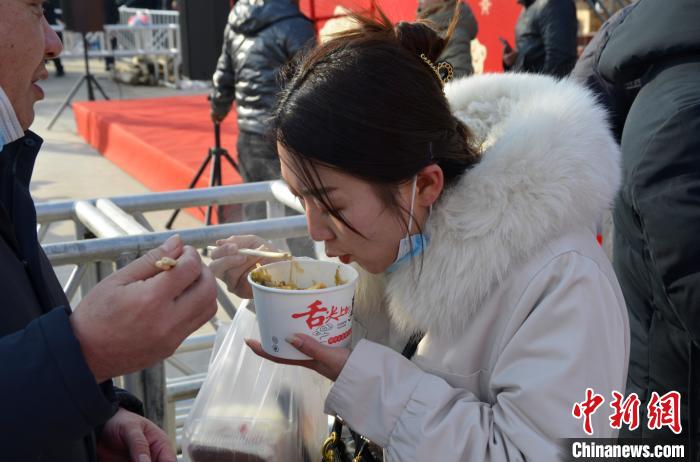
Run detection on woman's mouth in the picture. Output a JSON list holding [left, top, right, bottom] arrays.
[[339, 255, 352, 264]]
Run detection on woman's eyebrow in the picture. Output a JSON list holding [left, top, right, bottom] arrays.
[[299, 186, 339, 196]]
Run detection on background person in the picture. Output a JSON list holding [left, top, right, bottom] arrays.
[[210, 10, 629, 460], [503, 0, 577, 77], [0, 1, 217, 459], [417, 0, 478, 78], [210, 0, 315, 237], [592, 0, 700, 454]]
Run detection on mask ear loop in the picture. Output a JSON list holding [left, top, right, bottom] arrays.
[[407, 175, 418, 235]]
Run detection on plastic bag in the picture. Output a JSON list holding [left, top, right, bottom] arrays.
[[183, 302, 331, 462]]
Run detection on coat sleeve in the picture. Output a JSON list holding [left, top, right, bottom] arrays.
[[539, 0, 578, 77], [282, 17, 316, 62], [325, 253, 629, 461], [632, 106, 700, 343], [0, 307, 117, 458], [210, 21, 237, 120]]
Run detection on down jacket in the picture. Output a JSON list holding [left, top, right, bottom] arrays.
[[211, 0, 316, 135], [509, 0, 577, 77], [324, 73, 629, 461], [596, 0, 700, 457]]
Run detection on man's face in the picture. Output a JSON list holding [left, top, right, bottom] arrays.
[[0, 0, 62, 130]]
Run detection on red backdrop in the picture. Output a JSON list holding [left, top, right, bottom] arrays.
[[297, 0, 521, 73]]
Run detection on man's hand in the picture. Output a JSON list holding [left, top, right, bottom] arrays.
[[97, 409, 176, 462], [503, 48, 518, 68], [245, 334, 350, 381], [71, 235, 218, 383], [210, 111, 226, 124]]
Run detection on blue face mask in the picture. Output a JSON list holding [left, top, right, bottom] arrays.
[[386, 176, 430, 274]]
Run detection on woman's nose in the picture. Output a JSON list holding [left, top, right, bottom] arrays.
[[305, 202, 335, 242]]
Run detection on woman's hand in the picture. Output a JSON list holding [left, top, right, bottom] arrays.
[[209, 235, 280, 299], [245, 334, 350, 381]]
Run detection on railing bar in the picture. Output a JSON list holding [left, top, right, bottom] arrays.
[[216, 285, 237, 319], [43, 216, 308, 266], [63, 264, 88, 303], [166, 357, 195, 376], [75, 201, 127, 239], [36, 182, 277, 223]]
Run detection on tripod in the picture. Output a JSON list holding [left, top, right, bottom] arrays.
[[47, 32, 110, 130], [165, 121, 241, 229]]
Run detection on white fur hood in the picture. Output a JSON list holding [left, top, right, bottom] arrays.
[[357, 73, 621, 338]]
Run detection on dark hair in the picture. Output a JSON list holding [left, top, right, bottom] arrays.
[[274, 4, 481, 236]]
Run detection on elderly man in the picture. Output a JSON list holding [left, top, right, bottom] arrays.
[[0, 1, 218, 461]]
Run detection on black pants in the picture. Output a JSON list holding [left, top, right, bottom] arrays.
[[234, 130, 314, 257]]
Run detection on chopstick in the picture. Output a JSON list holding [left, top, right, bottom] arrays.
[[206, 246, 292, 260]]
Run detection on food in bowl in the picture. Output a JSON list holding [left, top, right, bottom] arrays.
[[251, 264, 346, 291]]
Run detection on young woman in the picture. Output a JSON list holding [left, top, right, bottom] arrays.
[[209, 11, 629, 461]]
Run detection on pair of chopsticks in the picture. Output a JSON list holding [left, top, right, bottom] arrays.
[[206, 246, 292, 260]]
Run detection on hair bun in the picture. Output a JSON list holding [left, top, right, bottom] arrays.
[[394, 21, 446, 63]]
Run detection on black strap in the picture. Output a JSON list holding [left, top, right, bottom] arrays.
[[401, 332, 424, 359]]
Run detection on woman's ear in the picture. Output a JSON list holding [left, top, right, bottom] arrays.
[[417, 164, 444, 207]]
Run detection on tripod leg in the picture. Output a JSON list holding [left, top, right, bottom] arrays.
[[164, 153, 213, 229], [204, 149, 221, 226], [46, 76, 86, 130], [90, 76, 111, 101], [221, 150, 242, 175]]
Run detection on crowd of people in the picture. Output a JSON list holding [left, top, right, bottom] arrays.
[[1, 0, 698, 460]]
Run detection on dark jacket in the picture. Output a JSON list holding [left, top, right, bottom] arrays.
[[211, 0, 316, 135], [571, 4, 634, 142], [509, 0, 577, 77], [0, 133, 118, 461], [596, 0, 700, 456], [419, 1, 478, 78]]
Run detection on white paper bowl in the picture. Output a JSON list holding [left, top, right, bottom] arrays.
[[248, 259, 359, 360]]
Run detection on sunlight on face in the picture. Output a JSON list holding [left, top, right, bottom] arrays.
[[0, 0, 62, 129], [278, 143, 409, 274]]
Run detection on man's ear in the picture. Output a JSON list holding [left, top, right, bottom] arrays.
[[416, 164, 444, 207]]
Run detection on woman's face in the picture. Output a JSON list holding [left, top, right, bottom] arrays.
[[279, 144, 416, 274]]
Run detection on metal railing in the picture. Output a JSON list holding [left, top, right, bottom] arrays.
[[118, 6, 180, 26], [51, 23, 181, 85], [37, 180, 306, 451]]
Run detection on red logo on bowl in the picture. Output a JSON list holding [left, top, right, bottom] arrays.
[[291, 300, 352, 344]]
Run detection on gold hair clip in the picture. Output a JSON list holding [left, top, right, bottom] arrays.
[[420, 53, 454, 87]]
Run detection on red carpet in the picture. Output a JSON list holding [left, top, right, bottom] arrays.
[[73, 95, 242, 222]]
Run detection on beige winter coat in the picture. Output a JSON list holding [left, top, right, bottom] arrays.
[[323, 73, 630, 461]]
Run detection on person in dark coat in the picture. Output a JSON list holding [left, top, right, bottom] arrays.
[[0, 3, 218, 460], [211, 0, 315, 194], [417, 0, 478, 78], [503, 0, 577, 77], [591, 0, 700, 457], [104, 0, 120, 70], [571, 3, 634, 143], [210, 0, 316, 255]]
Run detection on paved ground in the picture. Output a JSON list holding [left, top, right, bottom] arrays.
[[31, 58, 235, 378]]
